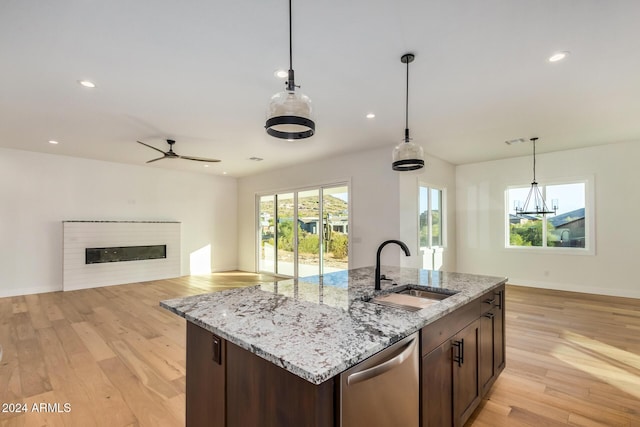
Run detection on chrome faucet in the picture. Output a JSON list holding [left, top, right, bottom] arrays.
[[375, 240, 411, 291]]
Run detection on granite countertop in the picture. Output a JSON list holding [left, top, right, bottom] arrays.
[[161, 266, 507, 385]]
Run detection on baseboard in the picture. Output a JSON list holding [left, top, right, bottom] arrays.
[[507, 278, 640, 299], [211, 265, 239, 273], [0, 284, 62, 298]]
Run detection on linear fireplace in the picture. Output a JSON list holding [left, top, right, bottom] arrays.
[[63, 220, 181, 291], [85, 245, 167, 264]]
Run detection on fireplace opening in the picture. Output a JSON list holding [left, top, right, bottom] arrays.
[[85, 245, 167, 264]]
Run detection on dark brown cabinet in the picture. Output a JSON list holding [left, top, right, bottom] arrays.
[[185, 284, 506, 427], [479, 287, 505, 396], [186, 322, 334, 427], [421, 284, 505, 427], [421, 339, 453, 427], [422, 318, 480, 427], [452, 319, 481, 427], [186, 321, 226, 427]]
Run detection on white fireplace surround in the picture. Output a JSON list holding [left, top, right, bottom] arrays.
[[63, 221, 181, 291]]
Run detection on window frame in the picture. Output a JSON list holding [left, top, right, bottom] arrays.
[[255, 180, 351, 277], [418, 183, 447, 250], [504, 176, 595, 255]]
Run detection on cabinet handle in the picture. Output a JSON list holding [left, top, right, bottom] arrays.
[[452, 339, 464, 367], [483, 312, 495, 319], [212, 336, 222, 365], [496, 291, 503, 309], [484, 298, 496, 305]]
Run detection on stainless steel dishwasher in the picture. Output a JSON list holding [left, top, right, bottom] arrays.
[[339, 332, 419, 427]]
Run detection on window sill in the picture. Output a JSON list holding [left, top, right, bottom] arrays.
[[505, 245, 595, 256]]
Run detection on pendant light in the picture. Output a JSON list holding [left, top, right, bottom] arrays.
[[392, 53, 425, 171], [514, 137, 558, 216], [265, 0, 315, 140]]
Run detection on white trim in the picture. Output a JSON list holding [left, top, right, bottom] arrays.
[[0, 285, 61, 298], [507, 279, 640, 299]]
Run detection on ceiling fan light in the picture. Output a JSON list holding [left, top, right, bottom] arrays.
[[392, 140, 425, 171], [265, 90, 315, 139]]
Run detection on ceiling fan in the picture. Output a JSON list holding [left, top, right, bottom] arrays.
[[137, 139, 221, 163]]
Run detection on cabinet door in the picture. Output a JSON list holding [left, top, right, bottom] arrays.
[[452, 319, 480, 427], [479, 287, 506, 396], [479, 309, 496, 395], [494, 287, 505, 373], [421, 340, 453, 427], [226, 342, 334, 427], [186, 321, 225, 427]]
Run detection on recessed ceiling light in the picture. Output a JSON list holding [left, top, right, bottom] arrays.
[[366, 113, 376, 119], [249, 157, 264, 161], [204, 164, 209, 168], [78, 80, 96, 88], [223, 171, 228, 175], [48, 140, 59, 145], [274, 69, 288, 79], [505, 138, 526, 145], [548, 51, 569, 62]]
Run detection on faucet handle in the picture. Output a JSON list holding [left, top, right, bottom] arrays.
[[380, 275, 392, 281]]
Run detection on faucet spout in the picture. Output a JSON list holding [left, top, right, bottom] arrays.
[[375, 240, 411, 291]]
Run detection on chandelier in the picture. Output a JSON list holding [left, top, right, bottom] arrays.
[[514, 137, 558, 216]]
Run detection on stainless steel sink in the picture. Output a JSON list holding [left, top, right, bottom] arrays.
[[368, 287, 458, 311], [397, 289, 454, 300]]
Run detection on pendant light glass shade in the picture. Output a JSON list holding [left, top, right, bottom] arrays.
[[266, 89, 314, 140], [392, 139, 425, 171], [265, 0, 315, 140], [392, 53, 425, 172]]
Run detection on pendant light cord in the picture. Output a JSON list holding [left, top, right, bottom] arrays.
[[289, 0, 293, 71], [404, 55, 410, 142], [531, 137, 538, 183], [286, 0, 296, 91]]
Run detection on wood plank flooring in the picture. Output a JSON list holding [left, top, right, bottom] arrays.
[[1, 276, 639, 426], [469, 285, 640, 427]]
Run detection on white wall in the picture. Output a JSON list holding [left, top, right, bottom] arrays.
[[456, 140, 640, 298], [237, 145, 457, 273], [0, 147, 238, 297]]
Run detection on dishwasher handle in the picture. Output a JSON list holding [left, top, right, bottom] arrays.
[[346, 336, 417, 386]]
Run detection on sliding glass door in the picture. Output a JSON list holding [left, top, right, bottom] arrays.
[[257, 184, 349, 278]]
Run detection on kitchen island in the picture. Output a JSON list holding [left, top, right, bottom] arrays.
[[161, 266, 507, 427]]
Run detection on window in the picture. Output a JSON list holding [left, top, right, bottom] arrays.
[[506, 178, 593, 253], [257, 184, 349, 277], [419, 184, 445, 270], [419, 185, 444, 248]]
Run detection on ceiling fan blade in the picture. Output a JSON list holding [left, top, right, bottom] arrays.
[[146, 156, 167, 163], [137, 140, 167, 155], [178, 155, 221, 163]]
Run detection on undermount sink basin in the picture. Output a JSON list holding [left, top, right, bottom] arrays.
[[368, 287, 458, 312], [397, 289, 455, 300]]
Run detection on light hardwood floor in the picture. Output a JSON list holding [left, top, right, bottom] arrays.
[[1, 275, 639, 426]]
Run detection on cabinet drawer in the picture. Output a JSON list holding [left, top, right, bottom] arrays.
[[480, 290, 497, 314], [421, 299, 480, 356], [480, 286, 504, 314]]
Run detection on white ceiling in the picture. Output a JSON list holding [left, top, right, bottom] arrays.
[[2, 0, 640, 177]]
